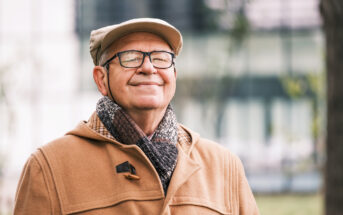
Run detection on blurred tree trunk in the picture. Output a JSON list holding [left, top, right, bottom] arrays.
[[320, 0, 343, 214]]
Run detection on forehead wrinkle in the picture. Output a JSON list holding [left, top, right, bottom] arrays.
[[107, 32, 172, 55]]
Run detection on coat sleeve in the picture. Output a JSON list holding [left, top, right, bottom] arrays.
[[14, 154, 52, 215], [237, 159, 260, 215]]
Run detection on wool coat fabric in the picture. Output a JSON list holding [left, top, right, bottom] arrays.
[[14, 119, 259, 215]]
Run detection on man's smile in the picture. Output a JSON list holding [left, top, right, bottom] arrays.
[[130, 81, 163, 86]]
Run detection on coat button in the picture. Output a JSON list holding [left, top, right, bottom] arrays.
[[125, 173, 140, 180]]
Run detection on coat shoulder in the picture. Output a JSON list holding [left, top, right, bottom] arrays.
[[179, 124, 241, 164], [39, 134, 106, 160], [194, 137, 242, 166], [42, 134, 95, 149]]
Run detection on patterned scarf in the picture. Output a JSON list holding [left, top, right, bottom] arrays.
[[96, 96, 178, 194]]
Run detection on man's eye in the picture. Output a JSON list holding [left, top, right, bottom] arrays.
[[152, 57, 167, 62], [123, 57, 141, 63]]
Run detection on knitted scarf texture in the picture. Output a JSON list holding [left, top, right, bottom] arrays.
[[96, 96, 178, 194]]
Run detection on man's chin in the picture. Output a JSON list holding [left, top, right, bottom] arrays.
[[132, 99, 167, 111], [134, 103, 163, 110]]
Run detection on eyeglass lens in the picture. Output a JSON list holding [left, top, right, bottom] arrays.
[[119, 51, 173, 69]]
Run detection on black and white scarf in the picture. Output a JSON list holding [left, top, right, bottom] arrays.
[[96, 96, 178, 194]]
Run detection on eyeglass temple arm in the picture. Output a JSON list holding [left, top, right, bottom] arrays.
[[102, 54, 118, 67]]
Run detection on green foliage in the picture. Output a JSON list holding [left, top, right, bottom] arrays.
[[231, 12, 250, 46], [280, 76, 309, 99], [307, 72, 326, 146], [307, 73, 325, 100], [280, 73, 325, 141]]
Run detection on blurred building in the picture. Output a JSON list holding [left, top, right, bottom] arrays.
[[0, 0, 324, 213]]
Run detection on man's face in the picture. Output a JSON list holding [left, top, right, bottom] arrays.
[[105, 32, 176, 113]]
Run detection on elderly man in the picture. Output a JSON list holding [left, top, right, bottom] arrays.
[[14, 18, 259, 214]]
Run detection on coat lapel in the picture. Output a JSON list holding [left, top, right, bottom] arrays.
[[160, 143, 201, 214]]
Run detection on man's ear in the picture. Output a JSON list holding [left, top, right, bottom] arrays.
[[93, 66, 108, 96]]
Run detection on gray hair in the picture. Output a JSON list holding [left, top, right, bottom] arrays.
[[98, 48, 111, 67]]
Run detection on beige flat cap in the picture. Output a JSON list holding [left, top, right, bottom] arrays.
[[89, 18, 183, 65]]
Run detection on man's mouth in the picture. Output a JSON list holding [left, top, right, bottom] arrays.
[[130, 81, 163, 86]]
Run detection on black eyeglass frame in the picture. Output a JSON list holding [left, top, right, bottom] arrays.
[[101, 50, 175, 69]]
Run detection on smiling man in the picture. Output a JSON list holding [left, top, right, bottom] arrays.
[[14, 18, 259, 215]]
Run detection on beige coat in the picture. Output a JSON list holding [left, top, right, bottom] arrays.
[[14, 122, 259, 215]]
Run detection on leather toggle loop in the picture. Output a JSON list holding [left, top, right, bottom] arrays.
[[116, 161, 140, 180]]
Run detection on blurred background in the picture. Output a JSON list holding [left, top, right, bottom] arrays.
[[0, 0, 324, 214]]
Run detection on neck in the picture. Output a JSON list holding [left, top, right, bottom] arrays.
[[126, 108, 167, 136]]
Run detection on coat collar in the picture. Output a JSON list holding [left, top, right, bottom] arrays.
[[66, 117, 201, 154]]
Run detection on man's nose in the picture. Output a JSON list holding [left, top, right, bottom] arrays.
[[139, 55, 157, 74]]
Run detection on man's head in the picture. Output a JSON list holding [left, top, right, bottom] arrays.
[[90, 18, 183, 115]]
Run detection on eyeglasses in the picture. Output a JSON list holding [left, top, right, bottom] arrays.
[[102, 50, 175, 69]]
